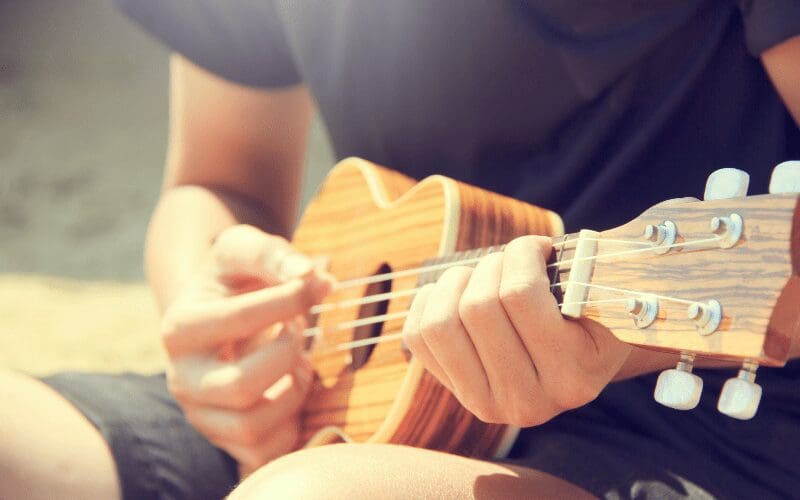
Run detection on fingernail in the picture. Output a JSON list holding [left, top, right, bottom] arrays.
[[281, 253, 314, 279]]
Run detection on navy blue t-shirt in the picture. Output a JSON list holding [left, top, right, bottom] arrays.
[[115, 1, 800, 498], [116, 0, 800, 232]]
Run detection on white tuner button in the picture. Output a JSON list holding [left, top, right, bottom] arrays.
[[704, 168, 749, 200], [654, 369, 703, 410], [769, 161, 800, 194], [654, 354, 703, 410], [718, 363, 762, 420]]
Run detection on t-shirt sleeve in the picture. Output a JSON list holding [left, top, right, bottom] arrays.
[[737, 0, 800, 56], [113, 0, 300, 88]]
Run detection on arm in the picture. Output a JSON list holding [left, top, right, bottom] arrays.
[[763, 34, 800, 126], [146, 55, 330, 475], [146, 55, 312, 309], [403, 37, 800, 426]]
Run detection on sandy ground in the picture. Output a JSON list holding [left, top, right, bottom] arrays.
[[0, 0, 332, 375]]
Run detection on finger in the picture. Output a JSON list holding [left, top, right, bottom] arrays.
[[212, 224, 320, 282], [182, 366, 311, 448], [171, 325, 306, 409], [459, 252, 542, 416], [402, 284, 453, 392], [418, 266, 494, 419], [502, 236, 624, 406], [222, 419, 301, 473], [501, 235, 584, 367], [162, 278, 330, 354]]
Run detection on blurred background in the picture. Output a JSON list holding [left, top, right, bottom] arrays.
[[0, 0, 333, 375]]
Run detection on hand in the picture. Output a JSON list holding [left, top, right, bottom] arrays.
[[159, 224, 332, 475], [402, 235, 631, 427]]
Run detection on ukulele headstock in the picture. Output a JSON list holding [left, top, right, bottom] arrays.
[[559, 164, 800, 419]]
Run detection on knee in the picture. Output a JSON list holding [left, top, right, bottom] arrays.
[[228, 444, 382, 500], [0, 371, 120, 500]]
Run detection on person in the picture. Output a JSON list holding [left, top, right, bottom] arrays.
[[2, 1, 800, 499]]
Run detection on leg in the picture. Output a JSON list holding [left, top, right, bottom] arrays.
[[229, 443, 595, 500], [0, 370, 120, 500]]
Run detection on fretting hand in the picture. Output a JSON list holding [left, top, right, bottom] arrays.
[[402, 235, 632, 427], [159, 224, 332, 475]]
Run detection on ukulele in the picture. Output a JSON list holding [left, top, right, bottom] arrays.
[[292, 157, 800, 459]]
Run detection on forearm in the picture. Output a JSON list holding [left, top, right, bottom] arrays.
[[145, 185, 284, 311]]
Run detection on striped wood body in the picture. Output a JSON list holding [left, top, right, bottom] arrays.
[[292, 158, 562, 456]]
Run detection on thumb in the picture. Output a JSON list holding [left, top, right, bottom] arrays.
[[212, 224, 315, 282]]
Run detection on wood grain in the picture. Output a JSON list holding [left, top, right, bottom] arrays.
[[585, 194, 800, 365], [293, 158, 799, 455], [293, 158, 561, 456]]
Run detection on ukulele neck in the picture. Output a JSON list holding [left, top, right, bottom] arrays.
[[416, 232, 585, 305]]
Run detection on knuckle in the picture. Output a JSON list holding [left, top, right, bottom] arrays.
[[458, 294, 497, 325], [500, 277, 551, 309], [401, 325, 422, 349], [222, 393, 255, 412], [216, 224, 257, 245], [470, 403, 501, 424], [202, 371, 255, 410], [212, 225, 253, 257], [458, 393, 499, 424], [509, 235, 550, 254], [159, 304, 207, 345], [254, 422, 300, 465], [222, 383, 257, 411], [505, 399, 545, 427], [418, 313, 455, 343], [297, 283, 320, 310], [498, 283, 535, 312], [282, 421, 300, 446], [232, 418, 264, 446], [166, 373, 189, 401], [159, 308, 184, 336], [551, 378, 599, 411], [438, 265, 472, 284], [159, 315, 180, 349]]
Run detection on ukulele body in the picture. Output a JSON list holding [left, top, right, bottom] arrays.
[[292, 157, 563, 457]]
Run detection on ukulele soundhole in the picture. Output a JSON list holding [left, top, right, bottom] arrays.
[[350, 263, 392, 370]]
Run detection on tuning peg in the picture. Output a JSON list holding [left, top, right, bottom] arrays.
[[704, 168, 749, 200], [769, 161, 800, 194], [654, 354, 702, 410], [717, 362, 762, 420]]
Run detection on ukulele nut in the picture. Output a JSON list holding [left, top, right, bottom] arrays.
[[625, 295, 658, 329], [687, 300, 722, 336], [643, 221, 677, 254], [710, 213, 743, 249]]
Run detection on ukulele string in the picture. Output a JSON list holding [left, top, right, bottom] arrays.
[[310, 287, 420, 315], [306, 234, 723, 329], [306, 277, 706, 351], [550, 235, 723, 269], [330, 237, 653, 291], [313, 297, 637, 354], [330, 235, 722, 292]]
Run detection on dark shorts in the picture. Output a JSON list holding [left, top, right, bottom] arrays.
[[43, 362, 800, 500], [42, 373, 239, 500]]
